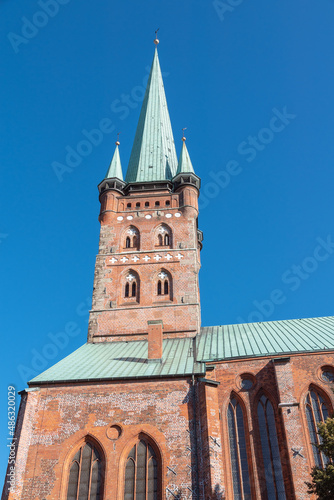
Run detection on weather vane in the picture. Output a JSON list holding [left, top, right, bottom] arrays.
[[182, 127, 187, 141], [154, 28, 160, 45], [116, 132, 121, 146]]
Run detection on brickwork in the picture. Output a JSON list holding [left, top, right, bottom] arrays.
[[208, 351, 334, 500], [88, 185, 201, 341], [4, 379, 200, 500]]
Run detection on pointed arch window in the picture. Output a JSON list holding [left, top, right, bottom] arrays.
[[257, 395, 286, 499], [156, 225, 172, 248], [124, 439, 158, 500], [156, 271, 171, 300], [305, 388, 330, 467], [227, 397, 252, 500], [66, 441, 103, 500], [124, 227, 140, 250], [124, 271, 139, 301]]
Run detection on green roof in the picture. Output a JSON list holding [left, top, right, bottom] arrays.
[[29, 337, 205, 384], [105, 143, 123, 180], [28, 316, 334, 385], [175, 140, 195, 175], [197, 316, 334, 361], [125, 48, 178, 183]]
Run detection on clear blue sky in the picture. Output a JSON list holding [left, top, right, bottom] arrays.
[[1, 0, 334, 476]]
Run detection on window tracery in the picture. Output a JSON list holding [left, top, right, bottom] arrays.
[[66, 441, 103, 500]]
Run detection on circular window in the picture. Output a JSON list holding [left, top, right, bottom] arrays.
[[238, 373, 256, 391], [321, 368, 334, 383], [241, 378, 253, 390]]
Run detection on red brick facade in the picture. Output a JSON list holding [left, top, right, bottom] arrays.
[[88, 184, 201, 341]]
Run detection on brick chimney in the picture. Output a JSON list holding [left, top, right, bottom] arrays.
[[147, 320, 163, 362]]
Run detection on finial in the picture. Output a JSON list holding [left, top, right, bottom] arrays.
[[182, 127, 187, 142], [154, 28, 160, 45], [116, 132, 121, 146]]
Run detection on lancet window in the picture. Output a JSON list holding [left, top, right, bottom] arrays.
[[305, 387, 330, 467], [66, 441, 103, 500]]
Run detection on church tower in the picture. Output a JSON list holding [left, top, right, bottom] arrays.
[[89, 43, 202, 342]]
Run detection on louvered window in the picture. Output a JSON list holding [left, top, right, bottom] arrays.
[[124, 440, 158, 500], [67, 442, 103, 500], [257, 395, 286, 500], [305, 389, 329, 467], [227, 397, 251, 499]]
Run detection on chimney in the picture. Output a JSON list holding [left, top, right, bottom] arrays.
[[147, 320, 163, 362]]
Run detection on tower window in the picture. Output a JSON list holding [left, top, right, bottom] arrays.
[[156, 224, 172, 248], [66, 441, 103, 500], [124, 271, 139, 302], [156, 270, 172, 300], [127, 203, 131, 208], [136, 202, 141, 208], [145, 202, 149, 207], [165, 200, 170, 206], [155, 201, 160, 206], [124, 226, 140, 250]]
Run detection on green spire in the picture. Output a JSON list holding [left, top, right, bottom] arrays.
[[105, 142, 123, 180], [176, 139, 195, 175], [125, 47, 178, 183]]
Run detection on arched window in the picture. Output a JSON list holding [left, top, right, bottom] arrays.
[[156, 270, 172, 300], [131, 282, 136, 297], [124, 440, 158, 500], [227, 397, 252, 500], [155, 225, 172, 248], [67, 441, 103, 500], [257, 394, 286, 499], [124, 227, 140, 250], [124, 271, 139, 301], [305, 388, 330, 467]]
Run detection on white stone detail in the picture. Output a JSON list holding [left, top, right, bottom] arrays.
[[145, 214, 152, 219], [175, 212, 181, 218], [158, 271, 168, 279], [154, 254, 162, 261], [176, 253, 184, 260], [165, 254, 173, 261], [158, 227, 167, 234], [165, 213, 172, 218], [117, 216, 123, 221], [110, 257, 118, 264], [143, 256, 151, 262], [127, 215, 133, 220], [120, 256, 129, 263], [126, 273, 136, 282], [132, 256, 140, 262]]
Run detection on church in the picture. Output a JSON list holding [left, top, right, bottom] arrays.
[[3, 38, 334, 500]]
